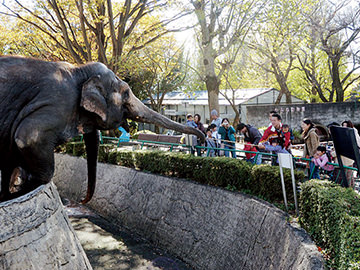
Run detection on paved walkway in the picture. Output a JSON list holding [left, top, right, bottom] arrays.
[[62, 198, 193, 270]]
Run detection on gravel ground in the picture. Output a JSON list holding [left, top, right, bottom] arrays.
[[62, 198, 193, 270]]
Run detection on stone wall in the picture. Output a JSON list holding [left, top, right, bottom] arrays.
[[245, 102, 359, 130], [0, 182, 92, 270], [53, 154, 323, 270]]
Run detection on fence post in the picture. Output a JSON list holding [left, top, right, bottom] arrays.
[[278, 157, 289, 212]]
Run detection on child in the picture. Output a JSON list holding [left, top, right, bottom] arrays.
[[282, 124, 293, 152], [185, 114, 198, 155], [243, 137, 258, 164], [312, 145, 334, 179], [186, 114, 198, 128], [259, 138, 289, 154], [205, 128, 216, 157], [209, 123, 221, 155], [259, 138, 289, 165]]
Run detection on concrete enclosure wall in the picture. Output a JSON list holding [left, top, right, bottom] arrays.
[[53, 154, 323, 270], [0, 182, 92, 270], [245, 102, 359, 130]]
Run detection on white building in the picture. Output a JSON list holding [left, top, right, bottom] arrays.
[[143, 88, 304, 129]]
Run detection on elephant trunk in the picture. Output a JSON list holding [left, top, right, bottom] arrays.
[[125, 93, 205, 142]]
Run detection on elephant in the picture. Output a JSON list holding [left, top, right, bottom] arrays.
[[0, 56, 204, 203]]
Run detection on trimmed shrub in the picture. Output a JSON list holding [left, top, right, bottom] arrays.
[[300, 180, 360, 269], [98, 144, 117, 163], [60, 144, 301, 203], [115, 150, 136, 168], [64, 142, 86, 157], [250, 164, 304, 201]]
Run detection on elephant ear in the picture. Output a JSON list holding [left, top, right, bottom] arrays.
[[81, 76, 107, 121]]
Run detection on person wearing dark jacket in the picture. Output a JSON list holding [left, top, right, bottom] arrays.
[[194, 114, 206, 156], [237, 123, 262, 164], [194, 114, 206, 134], [237, 123, 262, 145]]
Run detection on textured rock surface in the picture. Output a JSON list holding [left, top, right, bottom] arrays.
[[0, 182, 92, 270], [53, 154, 324, 270]]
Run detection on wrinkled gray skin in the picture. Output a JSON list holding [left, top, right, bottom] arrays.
[[0, 56, 204, 203]]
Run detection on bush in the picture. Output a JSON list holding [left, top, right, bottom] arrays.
[[300, 180, 360, 269], [98, 144, 118, 163], [127, 151, 253, 189], [64, 142, 86, 157], [250, 164, 303, 201], [62, 143, 301, 203]]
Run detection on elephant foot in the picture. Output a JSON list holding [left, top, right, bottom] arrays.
[[9, 167, 27, 194], [0, 167, 39, 202]]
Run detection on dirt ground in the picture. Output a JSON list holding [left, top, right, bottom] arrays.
[[62, 198, 193, 270]]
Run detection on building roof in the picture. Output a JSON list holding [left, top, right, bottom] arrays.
[[143, 88, 280, 106]]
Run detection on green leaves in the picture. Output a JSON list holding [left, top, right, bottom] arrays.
[[300, 180, 360, 269]]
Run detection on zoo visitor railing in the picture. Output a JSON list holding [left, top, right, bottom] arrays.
[[97, 134, 358, 185]]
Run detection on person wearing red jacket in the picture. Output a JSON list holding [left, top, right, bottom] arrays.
[[259, 113, 291, 150], [243, 137, 258, 164]]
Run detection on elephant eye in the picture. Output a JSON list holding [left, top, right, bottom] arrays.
[[123, 89, 129, 100]]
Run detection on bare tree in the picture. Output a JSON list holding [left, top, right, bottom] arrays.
[[248, 0, 305, 104], [250, 41, 296, 104], [305, 0, 360, 102], [1, 0, 193, 73], [221, 74, 241, 126], [296, 34, 334, 103], [190, 0, 263, 117]]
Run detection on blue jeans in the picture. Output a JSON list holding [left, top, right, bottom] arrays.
[[224, 142, 236, 158], [309, 161, 320, 179], [254, 153, 262, 165]]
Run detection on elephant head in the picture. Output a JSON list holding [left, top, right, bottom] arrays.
[[79, 63, 204, 139], [77, 63, 204, 203]]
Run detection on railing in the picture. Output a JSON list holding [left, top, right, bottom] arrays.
[[95, 134, 358, 186]]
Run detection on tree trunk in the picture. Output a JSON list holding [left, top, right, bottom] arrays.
[[275, 76, 292, 104], [233, 111, 240, 128], [272, 60, 292, 104], [206, 75, 220, 117], [331, 58, 344, 102]]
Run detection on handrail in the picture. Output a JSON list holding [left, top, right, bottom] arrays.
[[89, 135, 359, 175]]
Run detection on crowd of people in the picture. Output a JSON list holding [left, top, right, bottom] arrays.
[[184, 109, 359, 188]]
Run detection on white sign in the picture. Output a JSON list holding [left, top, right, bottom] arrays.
[[278, 153, 299, 216], [278, 153, 293, 169]]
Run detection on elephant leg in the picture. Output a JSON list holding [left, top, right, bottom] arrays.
[[14, 122, 55, 195]]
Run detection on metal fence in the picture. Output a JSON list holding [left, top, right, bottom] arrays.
[[98, 134, 359, 189]]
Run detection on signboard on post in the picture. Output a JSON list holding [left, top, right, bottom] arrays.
[[278, 153, 299, 216], [329, 126, 360, 187]]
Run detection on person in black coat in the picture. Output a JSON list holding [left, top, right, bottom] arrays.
[[237, 123, 262, 145], [237, 123, 262, 164]]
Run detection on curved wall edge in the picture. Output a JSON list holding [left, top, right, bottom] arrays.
[[53, 153, 323, 270]]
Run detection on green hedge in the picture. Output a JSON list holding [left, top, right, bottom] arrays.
[[60, 143, 303, 203], [250, 164, 304, 201], [300, 180, 360, 269]]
